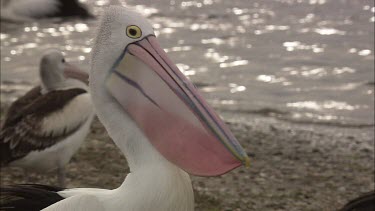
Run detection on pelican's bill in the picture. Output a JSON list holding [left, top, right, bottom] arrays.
[[106, 35, 249, 176]]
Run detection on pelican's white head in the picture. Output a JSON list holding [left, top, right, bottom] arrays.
[[40, 49, 88, 92], [90, 6, 250, 176]]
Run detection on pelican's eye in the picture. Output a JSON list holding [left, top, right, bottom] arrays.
[[126, 25, 142, 39]]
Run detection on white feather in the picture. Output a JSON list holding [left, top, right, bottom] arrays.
[[56, 162, 194, 211], [43, 194, 105, 211], [41, 93, 93, 136]]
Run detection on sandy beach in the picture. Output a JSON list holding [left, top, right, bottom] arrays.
[[1, 107, 373, 211]]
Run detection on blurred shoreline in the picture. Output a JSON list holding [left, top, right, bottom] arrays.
[[1, 0, 374, 127]]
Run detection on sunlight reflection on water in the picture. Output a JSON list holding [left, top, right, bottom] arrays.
[[0, 0, 374, 127]]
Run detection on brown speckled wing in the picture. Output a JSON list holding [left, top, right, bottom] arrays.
[[2, 86, 42, 129], [0, 88, 87, 165]]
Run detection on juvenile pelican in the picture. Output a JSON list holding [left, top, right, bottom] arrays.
[[0, 49, 94, 186], [0, 7, 249, 211]]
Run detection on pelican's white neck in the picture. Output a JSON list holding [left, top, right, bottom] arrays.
[[89, 72, 194, 210]]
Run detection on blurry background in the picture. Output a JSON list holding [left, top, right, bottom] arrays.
[[1, 0, 374, 128], [1, 0, 374, 210]]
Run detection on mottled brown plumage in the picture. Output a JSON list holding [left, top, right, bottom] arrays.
[[1, 86, 42, 129], [0, 87, 87, 165]]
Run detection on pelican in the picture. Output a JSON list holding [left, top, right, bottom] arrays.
[[0, 49, 94, 187], [0, 6, 249, 211], [0, 0, 93, 22]]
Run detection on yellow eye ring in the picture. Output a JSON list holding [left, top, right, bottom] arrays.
[[126, 25, 142, 39]]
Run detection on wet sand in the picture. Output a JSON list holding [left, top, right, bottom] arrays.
[[1, 105, 373, 211]]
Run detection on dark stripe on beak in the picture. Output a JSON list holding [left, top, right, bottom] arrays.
[[113, 70, 160, 108]]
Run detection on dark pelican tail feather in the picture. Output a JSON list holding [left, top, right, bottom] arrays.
[[50, 0, 94, 19], [338, 191, 375, 211], [1, 0, 94, 21], [0, 184, 64, 211]]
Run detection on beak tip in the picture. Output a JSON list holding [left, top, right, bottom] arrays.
[[244, 156, 250, 168]]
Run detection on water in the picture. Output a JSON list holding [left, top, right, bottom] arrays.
[[1, 0, 374, 129]]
